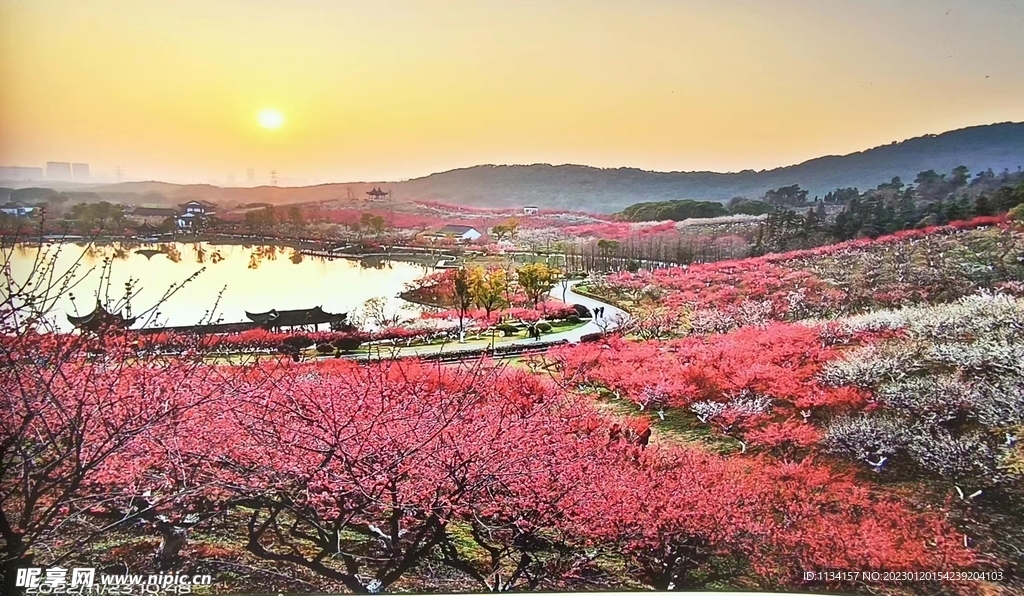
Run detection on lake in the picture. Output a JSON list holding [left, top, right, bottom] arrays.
[[4, 241, 431, 332]]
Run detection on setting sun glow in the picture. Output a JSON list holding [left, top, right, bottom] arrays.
[[257, 109, 284, 130], [1, 1, 1023, 183]]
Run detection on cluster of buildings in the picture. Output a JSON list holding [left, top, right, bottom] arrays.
[[129, 200, 216, 230], [45, 162, 90, 181], [0, 162, 91, 182]]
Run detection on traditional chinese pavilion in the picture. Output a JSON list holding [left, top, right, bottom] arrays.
[[66, 300, 137, 332], [244, 306, 349, 332], [366, 187, 390, 200]]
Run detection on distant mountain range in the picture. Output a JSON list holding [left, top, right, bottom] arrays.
[[4, 122, 1024, 214]]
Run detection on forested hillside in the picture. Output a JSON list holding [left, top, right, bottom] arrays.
[[398, 122, 1024, 211]]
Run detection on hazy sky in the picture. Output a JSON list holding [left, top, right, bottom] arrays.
[[2, 0, 1023, 185]]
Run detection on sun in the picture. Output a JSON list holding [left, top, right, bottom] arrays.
[[257, 109, 284, 129]]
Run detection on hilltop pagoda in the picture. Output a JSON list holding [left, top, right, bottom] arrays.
[[67, 300, 137, 332], [366, 187, 390, 200], [244, 306, 349, 332]]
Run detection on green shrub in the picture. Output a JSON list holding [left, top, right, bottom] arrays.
[[282, 335, 315, 349], [496, 324, 519, 336], [571, 303, 592, 317], [332, 337, 363, 352], [536, 322, 552, 333], [567, 314, 581, 324]]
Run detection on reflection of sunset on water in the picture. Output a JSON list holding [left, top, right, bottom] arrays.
[[7, 242, 427, 331]]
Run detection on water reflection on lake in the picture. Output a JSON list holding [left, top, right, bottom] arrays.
[[7, 241, 432, 332]]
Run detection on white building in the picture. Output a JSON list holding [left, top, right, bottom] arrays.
[[523, 205, 539, 215], [0, 201, 35, 217], [180, 200, 216, 215], [424, 224, 483, 244], [175, 201, 216, 230]]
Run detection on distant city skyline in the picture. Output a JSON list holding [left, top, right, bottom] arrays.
[[0, 161, 291, 186], [2, 0, 1024, 185]]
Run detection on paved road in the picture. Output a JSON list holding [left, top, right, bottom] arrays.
[[520, 280, 629, 345], [438, 280, 628, 351]]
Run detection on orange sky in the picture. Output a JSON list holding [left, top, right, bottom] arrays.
[[1, 0, 1023, 185]]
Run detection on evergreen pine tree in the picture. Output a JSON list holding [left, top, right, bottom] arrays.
[[973, 194, 994, 217]]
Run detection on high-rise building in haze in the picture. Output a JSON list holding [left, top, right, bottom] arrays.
[[0, 166, 44, 181], [46, 162, 73, 181], [246, 168, 255, 185], [72, 163, 90, 180]]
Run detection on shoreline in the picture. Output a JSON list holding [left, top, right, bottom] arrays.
[[5, 232, 465, 264]]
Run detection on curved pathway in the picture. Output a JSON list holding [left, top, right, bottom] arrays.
[[515, 279, 629, 345]]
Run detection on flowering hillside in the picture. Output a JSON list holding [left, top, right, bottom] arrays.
[[538, 217, 1024, 592], [546, 292, 1023, 591], [586, 216, 1024, 335]]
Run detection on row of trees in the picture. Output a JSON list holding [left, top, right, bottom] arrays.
[[750, 177, 1024, 255], [404, 263, 565, 333], [242, 204, 306, 232], [620, 198, 779, 221], [770, 166, 1020, 208], [61, 201, 129, 233], [239, 207, 391, 238], [489, 217, 520, 241]]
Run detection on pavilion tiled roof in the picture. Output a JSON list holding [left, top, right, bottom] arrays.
[[67, 300, 137, 331]]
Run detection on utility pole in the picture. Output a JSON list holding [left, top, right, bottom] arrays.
[[270, 170, 278, 186], [114, 166, 123, 182]]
